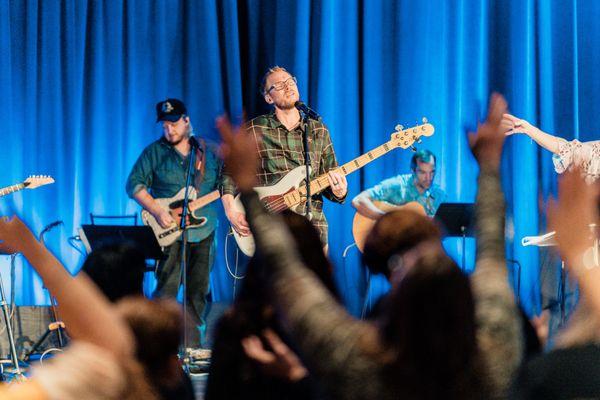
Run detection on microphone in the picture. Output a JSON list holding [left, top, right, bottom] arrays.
[[295, 101, 321, 120]]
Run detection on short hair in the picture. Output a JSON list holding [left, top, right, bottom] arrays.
[[116, 297, 182, 380], [80, 242, 146, 302], [260, 65, 291, 95], [410, 149, 436, 171], [362, 209, 441, 278]]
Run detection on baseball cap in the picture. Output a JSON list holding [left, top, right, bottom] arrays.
[[156, 98, 187, 122]]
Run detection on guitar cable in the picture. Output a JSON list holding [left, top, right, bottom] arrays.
[[224, 230, 245, 281]]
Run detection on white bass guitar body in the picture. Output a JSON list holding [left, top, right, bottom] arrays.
[[231, 165, 311, 256]]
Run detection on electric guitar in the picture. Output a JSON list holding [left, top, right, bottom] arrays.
[[352, 201, 426, 252], [0, 176, 55, 197], [231, 120, 435, 256], [141, 188, 220, 247]]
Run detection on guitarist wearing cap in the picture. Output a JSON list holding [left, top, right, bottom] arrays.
[[351, 150, 445, 250], [126, 98, 222, 347]]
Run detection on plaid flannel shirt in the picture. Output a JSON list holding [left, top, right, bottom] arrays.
[[222, 112, 345, 244]]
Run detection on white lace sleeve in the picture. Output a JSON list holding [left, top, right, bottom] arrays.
[[32, 342, 127, 400], [553, 139, 600, 183]]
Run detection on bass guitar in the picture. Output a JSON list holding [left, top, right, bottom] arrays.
[[231, 121, 435, 256], [0, 176, 55, 197], [142, 188, 220, 247]]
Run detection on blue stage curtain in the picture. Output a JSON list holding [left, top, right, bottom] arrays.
[[1, 0, 599, 317]]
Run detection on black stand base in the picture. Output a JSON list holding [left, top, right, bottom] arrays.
[[23, 321, 66, 362]]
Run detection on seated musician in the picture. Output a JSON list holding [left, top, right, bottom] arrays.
[[352, 150, 446, 219]]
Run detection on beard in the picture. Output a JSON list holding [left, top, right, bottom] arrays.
[[167, 136, 184, 146], [273, 90, 298, 110], [164, 122, 192, 146]]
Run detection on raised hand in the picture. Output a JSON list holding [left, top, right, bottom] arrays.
[[468, 93, 508, 169], [241, 329, 308, 382], [548, 166, 600, 264], [0, 215, 38, 255], [501, 113, 535, 136], [217, 116, 259, 192]]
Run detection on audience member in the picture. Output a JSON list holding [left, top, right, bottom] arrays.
[[206, 210, 337, 399], [80, 243, 195, 400], [511, 166, 600, 399], [0, 216, 156, 399]]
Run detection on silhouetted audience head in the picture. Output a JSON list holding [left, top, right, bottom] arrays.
[[207, 210, 338, 399], [81, 242, 146, 302], [363, 209, 441, 278], [117, 297, 195, 400], [381, 244, 488, 399], [229, 210, 339, 335]]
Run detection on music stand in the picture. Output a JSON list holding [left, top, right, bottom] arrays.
[[434, 203, 475, 270], [79, 225, 164, 260]]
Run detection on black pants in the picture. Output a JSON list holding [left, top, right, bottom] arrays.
[[153, 232, 215, 346]]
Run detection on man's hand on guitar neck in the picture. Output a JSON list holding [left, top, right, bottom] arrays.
[[327, 171, 348, 199]]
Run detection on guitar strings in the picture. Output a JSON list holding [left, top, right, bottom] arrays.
[[261, 176, 332, 213], [254, 135, 423, 213]]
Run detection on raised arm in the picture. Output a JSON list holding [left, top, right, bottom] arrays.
[[217, 117, 384, 399], [471, 95, 523, 398], [502, 113, 561, 154], [548, 167, 600, 314], [0, 218, 133, 357]]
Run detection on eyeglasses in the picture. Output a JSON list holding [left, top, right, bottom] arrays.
[[267, 76, 297, 93]]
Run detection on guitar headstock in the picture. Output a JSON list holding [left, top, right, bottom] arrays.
[[24, 175, 55, 189], [390, 118, 435, 149]]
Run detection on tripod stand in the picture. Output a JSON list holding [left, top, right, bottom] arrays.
[[23, 221, 66, 362]]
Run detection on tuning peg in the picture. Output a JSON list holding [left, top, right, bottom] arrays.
[[422, 117, 428, 124], [395, 124, 404, 131], [416, 138, 422, 144], [410, 145, 417, 152]]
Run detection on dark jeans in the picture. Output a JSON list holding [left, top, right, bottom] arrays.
[[153, 231, 215, 346]]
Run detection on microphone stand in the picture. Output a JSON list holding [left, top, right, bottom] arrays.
[[0, 254, 22, 380], [179, 137, 198, 370], [301, 112, 313, 221]]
